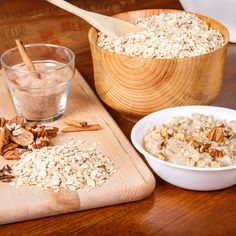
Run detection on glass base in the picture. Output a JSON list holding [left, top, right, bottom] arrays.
[[23, 113, 64, 123]]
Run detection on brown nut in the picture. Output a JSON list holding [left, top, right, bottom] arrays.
[[10, 127, 34, 147], [44, 126, 59, 138], [208, 148, 224, 158], [1, 142, 19, 155], [35, 127, 47, 138], [207, 127, 225, 143], [3, 149, 21, 160], [6, 116, 24, 130], [192, 140, 211, 153], [158, 152, 168, 161], [31, 136, 51, 149], [24, 122, 38, 131], [0, 117, 8, 127]]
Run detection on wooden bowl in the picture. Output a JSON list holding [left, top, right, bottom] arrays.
[[88, 9, 229, 122]]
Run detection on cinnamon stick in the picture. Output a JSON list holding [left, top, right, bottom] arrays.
[[15, 39, 40, 79], [62, 124, 101, 133], [63, 119, 88, 128]]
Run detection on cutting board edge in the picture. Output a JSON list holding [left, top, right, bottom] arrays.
[[0, 69, 156, 225], [0, 179, 155, 226]]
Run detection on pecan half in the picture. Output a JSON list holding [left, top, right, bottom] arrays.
[[6, 115, 24, 131], [3, 149, 21, 160], [32, 126, 47, 138], [44, 126, 59, 138], [160, 130, 173, 139], [192, 140, 211, 153], [10, 127, 34, 147], [208, 148, 224, 158], [207, 127, 224, 143], [24, 122, 38, 131], [158, 152, 168, 161], [31, 136, 51, 149], [0, 117, 8, 127], [161, 140, 167, 148], [31, 125, 58, 138], [1, 142, 19, 155]]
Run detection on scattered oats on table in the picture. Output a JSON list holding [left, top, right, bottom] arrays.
[[97, 12, 224, 59], [11, 140, 116, 192]]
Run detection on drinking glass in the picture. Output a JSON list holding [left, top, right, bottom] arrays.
[[1, 44, 75, 122]]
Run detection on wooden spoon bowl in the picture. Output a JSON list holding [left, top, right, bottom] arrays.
[[88, 9, 229, 122]]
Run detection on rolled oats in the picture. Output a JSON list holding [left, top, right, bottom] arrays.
[[97, 12, 224, 59], [144, 114, 236, 168], [12, 141, 116, 192]]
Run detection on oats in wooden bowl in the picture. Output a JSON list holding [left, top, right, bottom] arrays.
[[89, 9, 229, 122]]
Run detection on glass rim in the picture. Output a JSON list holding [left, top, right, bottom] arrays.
[[0, 43, 75, 73]]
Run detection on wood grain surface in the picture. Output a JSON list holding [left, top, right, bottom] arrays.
[[46, 0, 143, 38], [0, 0, 236, 235], [0, 70, 155, 224], [89, 9, 229, 122]]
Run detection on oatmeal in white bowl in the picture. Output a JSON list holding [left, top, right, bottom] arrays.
[[131, 106, 236, 191]]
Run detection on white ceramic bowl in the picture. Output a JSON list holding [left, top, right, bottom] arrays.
[[180, 0, 236, 43], [131, 106, 236, 191]]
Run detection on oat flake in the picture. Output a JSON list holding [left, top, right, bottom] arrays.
[[144, 114, 236, 168], [97, 12, 225, 59], [12, 141, 116, 192]]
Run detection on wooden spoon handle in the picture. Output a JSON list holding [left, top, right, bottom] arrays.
[[46, 0, 143, 37]]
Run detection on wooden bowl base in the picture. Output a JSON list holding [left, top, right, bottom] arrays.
[[120, 113, 143, 123]]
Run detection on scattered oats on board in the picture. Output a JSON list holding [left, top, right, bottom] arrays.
[[97, 12, 224, 59], [11, 140, 116, 193]]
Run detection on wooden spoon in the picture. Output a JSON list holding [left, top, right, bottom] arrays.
[[46, 0, 143, 37]]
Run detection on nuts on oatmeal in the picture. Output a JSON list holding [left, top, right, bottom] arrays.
[[97, 12, 224, 59], [143, 114, 236, 168], [207, 127, 225, 143], [12, 141, 116, 192]]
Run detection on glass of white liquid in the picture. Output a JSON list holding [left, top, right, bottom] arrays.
[[1, 44, 75, 122]]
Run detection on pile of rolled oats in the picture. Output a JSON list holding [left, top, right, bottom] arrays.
[[144, 114, 236, 168], [97, 12, 224, 58], [12, 141, 116, 192]]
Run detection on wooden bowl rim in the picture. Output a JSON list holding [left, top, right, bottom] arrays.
[[88, 8, 229, 61]]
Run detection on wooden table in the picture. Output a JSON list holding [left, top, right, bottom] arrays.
[[0, 1, 235, 235]]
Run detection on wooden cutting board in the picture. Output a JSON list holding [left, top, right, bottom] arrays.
[[0, 70, 155, 225]]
